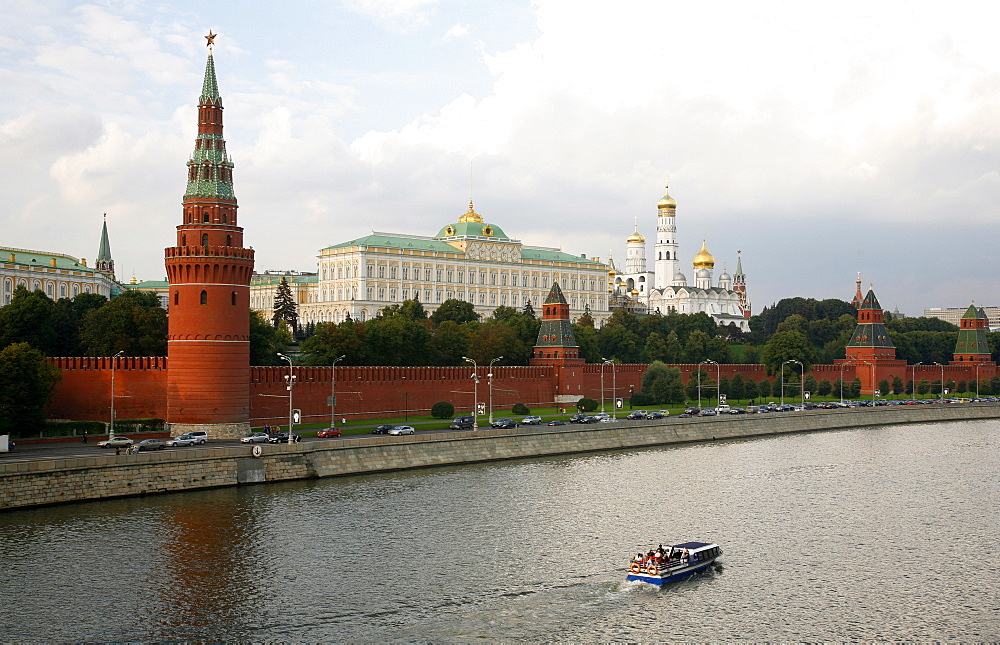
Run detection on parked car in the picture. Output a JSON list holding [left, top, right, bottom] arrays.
[[647, 411, 666, 419], [626, 411, 647, 420], [491, 418, 519, 429], [269, 432, 300, 444], [569, 413, 590, 423], [317, 427, 341, 438], [729, 407, 747, 414], [240, 432, 270, 444], [388, 425, 415, 435], [372, 424, 395, 434], [135, 438, 166, 451], [580, 415, 599, 423], [98, 436, 134, 448], [684, 407, 701, 415], [698, 408, 717, 416], [547, 420, 566, 426], [592, 413, 611, 422], [449, 416, 475, 430], [184, 431, 208, 445], [521, 415, 543, 425], [167, 435, 198, 447]]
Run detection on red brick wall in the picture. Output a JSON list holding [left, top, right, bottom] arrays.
[[46, 359, 1000, 425]]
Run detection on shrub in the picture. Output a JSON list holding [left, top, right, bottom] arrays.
[[431, 401, 455, 418], [511, 403, 530, 415], [630, 392, 655, 406], [116, 418, 165, 433], [576, 397, 598, 412], [42, 420, 105, 437]]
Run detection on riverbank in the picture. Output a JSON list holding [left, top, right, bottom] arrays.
[[3, 404, 998, 511]]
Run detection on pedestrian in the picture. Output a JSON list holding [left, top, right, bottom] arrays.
[[341, 417, 346, 426], [82, 431, 88, 444], [115, 446, 121, 456]]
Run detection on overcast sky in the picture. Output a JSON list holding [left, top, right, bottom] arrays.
[[3, 0, 999, 316]]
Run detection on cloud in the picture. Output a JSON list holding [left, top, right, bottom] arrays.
[[342, 0, 440, 31]]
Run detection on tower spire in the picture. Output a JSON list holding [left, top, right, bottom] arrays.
[[96, 212, 114, 278]]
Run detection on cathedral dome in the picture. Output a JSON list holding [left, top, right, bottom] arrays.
[[658, 184, 676, 209], [693, 240, 715, 268], [673, 270, 687, 283], [627, 229, 645, 244]]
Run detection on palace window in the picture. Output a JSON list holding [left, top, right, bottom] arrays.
[[378, 265, 385, 278], [457, 271, 464, 283], [425, 268, 432, 281], [390, 266, 397, 279], [367, 265, 374, 277], [402, 266, 409, 280], [436, 269, 443, 282], [366, 287, 373, 300]]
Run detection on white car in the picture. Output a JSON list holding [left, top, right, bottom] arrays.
[[166, 435, 196, 447], [97, 436, 133, 448], [240, 432, 270, 444], [521, 415, 543, 425], [388, 425, 415, 435]]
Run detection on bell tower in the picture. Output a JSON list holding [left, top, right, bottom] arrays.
[[164, 33, 255, 438]]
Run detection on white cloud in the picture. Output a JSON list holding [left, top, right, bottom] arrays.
[[342, 0, 440, 31]]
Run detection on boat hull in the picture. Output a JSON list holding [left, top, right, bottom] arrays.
[[626, 557, 717, 585]]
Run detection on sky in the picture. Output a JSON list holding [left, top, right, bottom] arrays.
[[3, 0, 1000, 317]]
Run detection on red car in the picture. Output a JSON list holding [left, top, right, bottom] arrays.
[[317, 427, 342, 438]]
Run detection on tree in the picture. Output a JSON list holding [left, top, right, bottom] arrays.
[[817, 379, 832, 396], [250, 310, 290, 365], [0, 286, 56, 353], [878, 379, 890, 397], [272, 277, 298, 332], [50, 292, 108, 356], [759, 378, 772, 399], [0, 342, 61, 436], [431, 321, 471, 366], [729, 373, 746, 402], [761, 330, 812, 375], [744, 378, 759, 403], [430, 299, 478, 324], [300, 319, 364, 366], [641, 361, 685, 404], [80, 290, 167, 356], [431, 401, 454, 418], [363, 316, 433, 365], [849, 378, 862, 398], [572, 324, 602, 363], [643, 331, 669, 363]]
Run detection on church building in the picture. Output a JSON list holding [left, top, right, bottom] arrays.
[[612, 183, 751, 331]]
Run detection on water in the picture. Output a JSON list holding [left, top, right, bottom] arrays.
[[1, 421, 997, 641]]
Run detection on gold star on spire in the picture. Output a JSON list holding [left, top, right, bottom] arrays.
[[205, 30, 217, 48]]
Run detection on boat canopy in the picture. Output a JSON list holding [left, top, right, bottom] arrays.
[[673, 542, 715, 551]]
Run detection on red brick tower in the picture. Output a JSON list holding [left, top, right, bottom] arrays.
[[952, 304, 992, 363], [530, 282, 585, 403], [164, 34, 254, 438]]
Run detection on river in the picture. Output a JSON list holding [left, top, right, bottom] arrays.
[[1, 420, 997, 641]]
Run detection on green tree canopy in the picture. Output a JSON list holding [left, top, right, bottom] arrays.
[[430, 299, 479, 324], [80, 290, 167, 356], [0, 287, 57, 353], [0, 342, 61, 436], [250, 310, 291, 365], [761, 330, 813, 376], [272, 277, 298, 331]]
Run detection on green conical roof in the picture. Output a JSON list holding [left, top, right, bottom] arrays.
[[860, 288, 881, 311], [200, 51, 221, 105], [97, 216, 112, 262], [544, 282, 568, 305]]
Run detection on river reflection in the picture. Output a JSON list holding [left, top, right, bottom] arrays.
[[1, 420, 997, 641]]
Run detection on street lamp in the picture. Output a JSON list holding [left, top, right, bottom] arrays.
[[910, 362, 922, 399], [698, 359, 718, 408], [330, 354, 345, 429], [600, 358, 607, 413], [933, 362, 945, 400], [277, 353, 296, 436], [838, 362, 846, 403], [601, 358, 618, 419], [488, 356, 503, 425], [462, 356, 480, 429], [110, 350, 124, 439], [856, 359, 875, 405], [784, 359, 804, 407], [975, 363, 981, 399]]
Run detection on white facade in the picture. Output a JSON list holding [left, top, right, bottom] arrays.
[[613, 184, 751, 332], [1, 246, 117, 305]]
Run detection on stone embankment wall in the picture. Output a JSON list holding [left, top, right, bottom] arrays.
[[3, 405, 998, 511]]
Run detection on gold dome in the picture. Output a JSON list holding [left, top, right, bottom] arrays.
[[693, 240, 715, 268], [458, 200, 484, 223], [658, 183, 676, 209], [627, 228, 645, 244]]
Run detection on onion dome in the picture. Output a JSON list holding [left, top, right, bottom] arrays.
[[693, 240, 715, 268], [673, 270, 687, 284], [627, 229, 645, 244], [718, 270, 731, 282], [658, 183, 676, 209]]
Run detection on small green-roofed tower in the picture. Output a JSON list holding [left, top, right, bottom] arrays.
[[533, 282, 578, 357], [953, 304, 991, 362], [845, 287, 896, 361]]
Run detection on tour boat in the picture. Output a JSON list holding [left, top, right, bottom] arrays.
[[626, 542, 722, 585]]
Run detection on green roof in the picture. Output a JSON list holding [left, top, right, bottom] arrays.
[[435, 221, 510, 239], [324, 234, 463, 254], [0, 247, 96, 273], [200, 51, 221, 105], [252, 274, 318, 286], [125, 280, 169, 289]]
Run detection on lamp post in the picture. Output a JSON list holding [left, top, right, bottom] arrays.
[[838, 362, 845, 403], [933, 362, 945, 400], [277, 353, 296, 435], [488, 356, 503, 425], [910, 362, 922, 399], [600, 358, 607, 413], [330, 354, 345, 429], [402, 376, 408, 421], [463, 356, 480, 429], [109, 350, 124, 439], [698, 359, 717, 408], [975, 363, 981, 399], [784, 359, 804, 407]]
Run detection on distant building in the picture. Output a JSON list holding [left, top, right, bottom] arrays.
[[924, 305, 1000, 331], [264, 201, 610, 326], [250, 271, 317, 322], [611, 184, 750, 331], [1, 240, 118, 306]]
